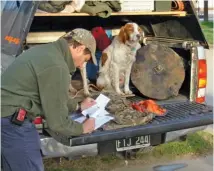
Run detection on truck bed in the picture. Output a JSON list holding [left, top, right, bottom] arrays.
[[130, 93, 189, 105], [46, 95, 213, 147]]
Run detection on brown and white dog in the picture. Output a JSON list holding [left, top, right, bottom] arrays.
[[96, 23, 143, 95]]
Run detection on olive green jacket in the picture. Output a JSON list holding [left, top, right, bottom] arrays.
[[38, 1, 71, 13], [80, 1, 121, 18], [1, 38, 83, 136]]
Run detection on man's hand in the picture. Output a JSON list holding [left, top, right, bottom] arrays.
[[83, 118, 95, 134], [80, 97, 96, 111]]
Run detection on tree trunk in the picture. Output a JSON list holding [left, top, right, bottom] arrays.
[[204, 0, 209, 21]]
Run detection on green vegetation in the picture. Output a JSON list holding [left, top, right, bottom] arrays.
[[139, 131, 213, 158], [44, 131, 213, 171], [200, 21, 213, 45]]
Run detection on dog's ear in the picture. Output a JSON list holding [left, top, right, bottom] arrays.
[[118, 26, 128, 44], [101, 53, 108, 67]]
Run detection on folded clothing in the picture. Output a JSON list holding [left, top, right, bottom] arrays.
[[38, 0, 86, 13], [132, 100, 167, 116], [86, 51, 102, 81], [38, 1, 72, 13], [80, 1, 121, 18], [86, 28, 113, 81], [92, 27, 112, 51]]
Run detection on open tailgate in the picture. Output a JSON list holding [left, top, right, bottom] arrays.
[[46, 101, 213, 146]]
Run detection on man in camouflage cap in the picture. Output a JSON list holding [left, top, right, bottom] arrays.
[[1, 28, 96, 171], [63, 28, 97, 66]]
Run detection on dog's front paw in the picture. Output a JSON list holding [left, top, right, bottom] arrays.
[[124, 89, 133, 95], [116, 89, 125, 96]]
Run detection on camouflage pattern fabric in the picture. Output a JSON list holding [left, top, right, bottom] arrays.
[[63, 28, 97, 65], [69, 86, 155, 129]]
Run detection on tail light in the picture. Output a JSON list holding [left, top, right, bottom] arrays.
[[33, 116, 43, 125], [196, 46, 207, 103], [198, 59, 207, 88]]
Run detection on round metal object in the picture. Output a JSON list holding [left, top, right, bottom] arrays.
[[131, 44, 185, 100]]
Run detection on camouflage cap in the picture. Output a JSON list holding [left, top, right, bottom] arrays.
[[64, 28, 97, 66]]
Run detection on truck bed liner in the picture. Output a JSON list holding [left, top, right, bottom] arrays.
[[67, 101, 212, 146]]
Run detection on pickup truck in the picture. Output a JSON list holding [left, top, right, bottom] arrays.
[[1, 1, 213, 159]]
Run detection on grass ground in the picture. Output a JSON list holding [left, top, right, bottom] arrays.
[[200, 21, 213, 45], [44, 131, 213, 171]]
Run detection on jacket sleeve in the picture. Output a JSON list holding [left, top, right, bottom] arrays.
[[37, 66, 83, 136], [67, 97, 78, 112]]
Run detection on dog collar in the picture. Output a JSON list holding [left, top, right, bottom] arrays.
[[131, 47, 136, 51]]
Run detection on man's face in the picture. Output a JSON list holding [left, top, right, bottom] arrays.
[[70, 45, 91, 69]]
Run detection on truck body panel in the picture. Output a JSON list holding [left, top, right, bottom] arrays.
[[1, 1, 213, 158]]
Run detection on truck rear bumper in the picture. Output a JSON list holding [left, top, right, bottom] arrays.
[[40, 124, 212, 159], [40, 136, 97, 159]]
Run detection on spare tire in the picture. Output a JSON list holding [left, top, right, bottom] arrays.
[[131, 44, 185, 100]]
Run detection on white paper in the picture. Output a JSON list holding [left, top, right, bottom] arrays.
[[82, 94, 110, 118], [79, 94, 113, 130], [82, 104, 100, 117], [95, 115, 114, 130], [95, 94, 110, 109]]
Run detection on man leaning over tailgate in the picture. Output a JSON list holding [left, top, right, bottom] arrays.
[[1, 28, 97, 171]]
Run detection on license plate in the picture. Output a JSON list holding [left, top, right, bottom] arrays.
[[116, 135, 150, 151]]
